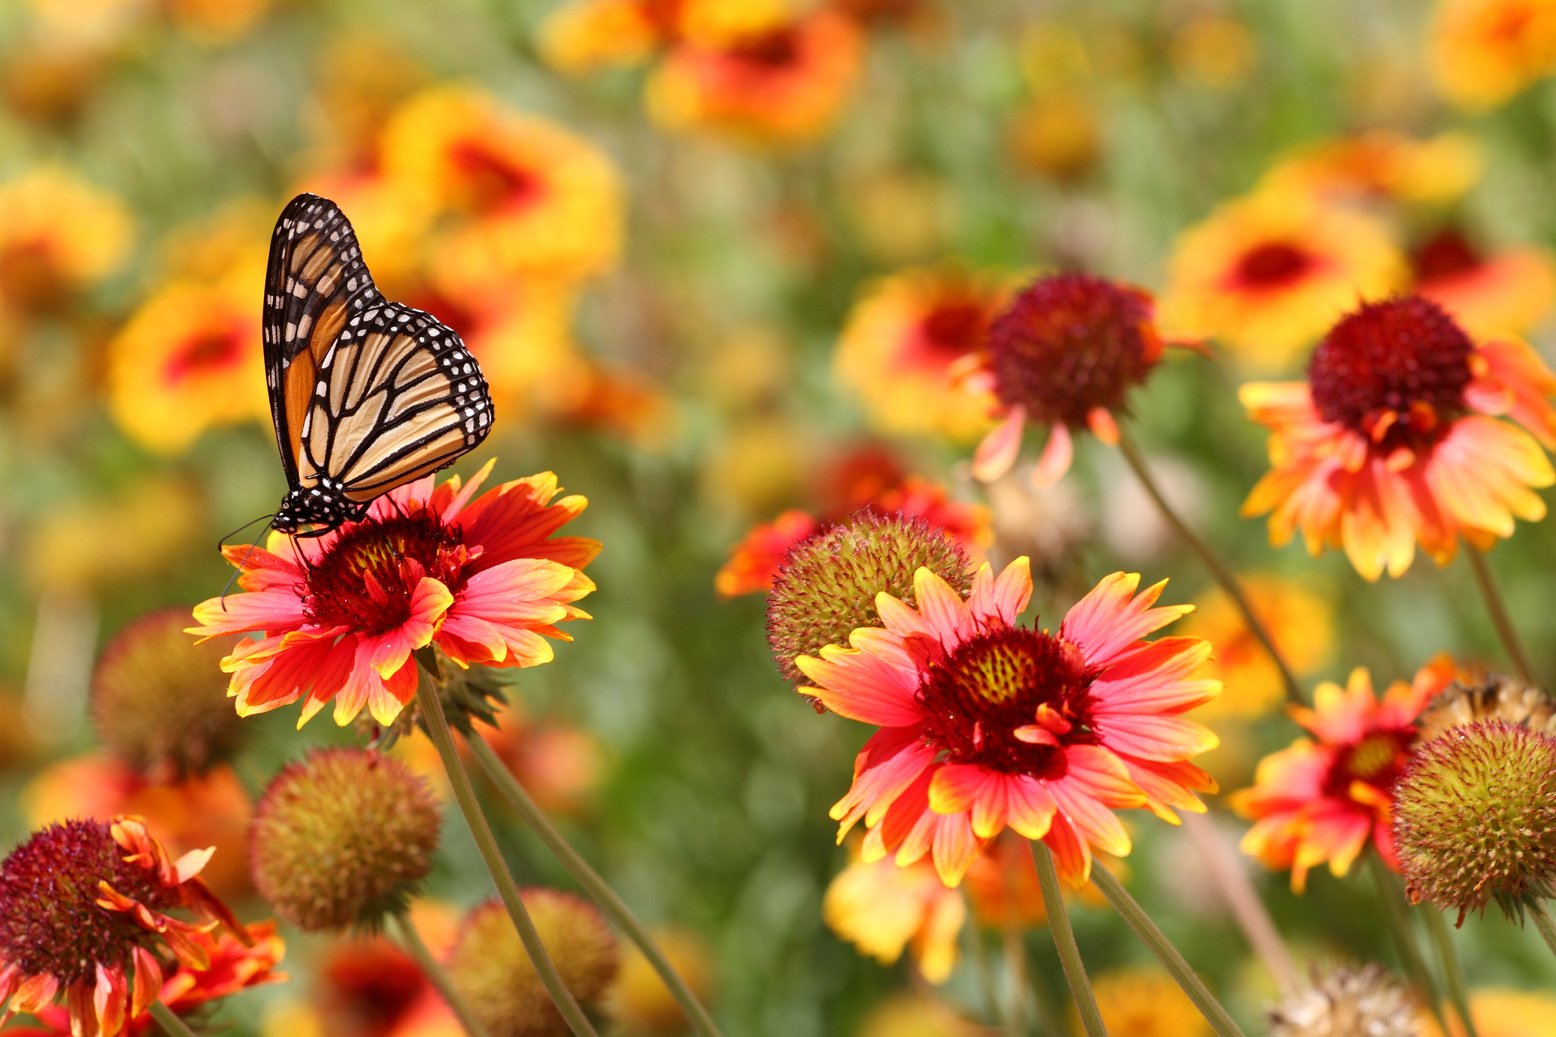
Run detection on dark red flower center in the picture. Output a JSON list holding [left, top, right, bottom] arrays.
[[1412, 228, 1483, 282], [0, 819, 179, 983], [916, 625, 1097, 778], [987, 273, 1162, 429], [1323, 729, 1413, 801], [914, 300, 989, 365], [729, 27, 803, 69], [1233, 241, 1314, 288], [163, 322, 245, 386], [1308, 296, 1474, 453], [303, 511, 470, 635], [320, 940, 428, 1034], [448, 138, 543, 214]]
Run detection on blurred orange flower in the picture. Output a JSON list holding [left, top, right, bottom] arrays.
[[381, 85, 623, 293], [1091, 968, 1212, 1037], [1430, 0, 1556, 109], [1242, 296, 1556, 580], [1421, 988, 1556, 1036], [1158, 189, 1406, 369], [645, 9, 862, 148], [1410, 227, 1556, 339], [539, 0, 681, 73], [835, 264, 1009, 443], [1180, 574, 1333, 722], [1232, 660, 1456, 891], [104, 264, 267, 454], [1259, 130, 1482, 204], [0, 165, 130, 316]]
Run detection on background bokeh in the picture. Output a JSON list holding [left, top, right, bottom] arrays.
[[3, 0, 1556, 1033]]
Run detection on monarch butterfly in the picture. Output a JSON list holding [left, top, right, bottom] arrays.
[[263, 193, 493, 535]]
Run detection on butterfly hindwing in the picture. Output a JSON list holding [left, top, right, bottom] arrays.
[[262, 193, 493, 533], [300, 301, 493, 503]]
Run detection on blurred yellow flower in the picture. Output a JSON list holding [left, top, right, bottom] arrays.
[[854, 993, 984, 1037], [105, 264, 267, 453], [0, 165, 131, 315], [381, 85, 624, 290], [606, 928, 716, 1034], [1157, 188, 1407, 369], [1006, 90, 1103, 184], [303, 32, 428, 169], [538, 0, 675, 74], [1180, 574, 1333, 722], [835, 264, 1008, 442], [1430, 0, 1556, 109], [164, 0, 275, 44], [823, 848, 966, 983], [1169, 12, 1258, 90], [1411, 227, 1556, 338], [1422, 988, 1556, 1036], [26, 0, 147, 48], [1091, 968, 1212, 1037], [645, 9, 862, 148], [1260, 130, 1482, 204]]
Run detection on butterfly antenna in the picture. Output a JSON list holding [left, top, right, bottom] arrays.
[[216, 516, 278, 612]]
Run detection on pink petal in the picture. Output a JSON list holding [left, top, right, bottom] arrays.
[[972, 406, 1025, 482], [1030, 423, 1074, 488]]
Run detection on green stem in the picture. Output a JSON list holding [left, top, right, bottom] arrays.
[[1031, 841, 1107, 1037], [1180, 812, 1299, 995], [1115, 425, 1305, 707], [1465, 546, 1538, 687], [1530, 901, 1556, 963], [1090, 864, 1246, 1037], [1369, 855, 1449, 1035], [465, 736, 724, 1037], [1420, 907, 1481, 1037], [415, 657, 599, 1037], [392, 911, 494, 1037], [965, 928, 1009, 1033], [148, 1001, 200, 1037]]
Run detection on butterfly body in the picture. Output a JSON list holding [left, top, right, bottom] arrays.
[[263, 193, 493, 535]]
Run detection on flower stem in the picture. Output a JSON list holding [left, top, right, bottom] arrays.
[[1420, 906, 1481, 1037], [1090, 864, 1247, 1037], [1531, 901, 1556, 961], [392, 910, 494, 1037], [465, 736, 724, 1037], [1180, 813, 1299, 995], [1115, 425, 1304, 707], [148, 1001, 200, 1037], [1465, 546, 1538, 687], [1030, 841, 1108, 1037], [1368, 855, 1450, 1036], [415, 658, 599, 1037]]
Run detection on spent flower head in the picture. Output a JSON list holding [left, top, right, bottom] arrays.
[[1416, 673, 1556, 745], [1394, 720, 1556, 925], [250, 748, 441, 931], [1268, 964, 1419, 1037]]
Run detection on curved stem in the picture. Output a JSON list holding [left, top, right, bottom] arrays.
[[1090, 864, 1246, 1037], [1031, 841, 1107, 1037], [1368, 855, 1449, 1035], [1420, 906, 1480, 1037], [148, 1001, 200, 1037], [416, 656, 598, 1037], [392, 911, 494, 1037], [1465, 547, 1537, 687], [1531, 901, 1556, 961], [465, 736, 724, 1037], [1115, 426, 1305, 707], [1180, 813, 1299, 995]]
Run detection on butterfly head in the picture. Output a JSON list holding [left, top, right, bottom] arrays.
[[273, 484, 371, 537]]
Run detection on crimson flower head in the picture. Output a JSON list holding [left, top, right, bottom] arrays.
[[0, 816, 251, 1037], [189, 462, 599, 728], [971, 273, 1168, 487], [797, 559, 1219, 887], [1242, 295, 1556, 580]]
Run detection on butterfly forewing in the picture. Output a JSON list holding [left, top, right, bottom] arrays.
[[262, 193, 493, 533]]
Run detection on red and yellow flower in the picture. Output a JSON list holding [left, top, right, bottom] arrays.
[[1241, 295, 1556, 580], [1430, 0, 1556, 110], [1410, 227, 1556, 339], [834, 264, 1010, 443], [0, 816, 253, 1037], [798, 560, 1219, 887], [189, 464, 599, 728], [105, 264, 268, 454], [1157, 188, 1406, 370], [0, 165, 131, 317], [1231, 660, 1456, 891], [823, 846, 966, 983], [645, 8, 862, 148], [1259, 130, 1482, 205], [538, 0, 681, 73]]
